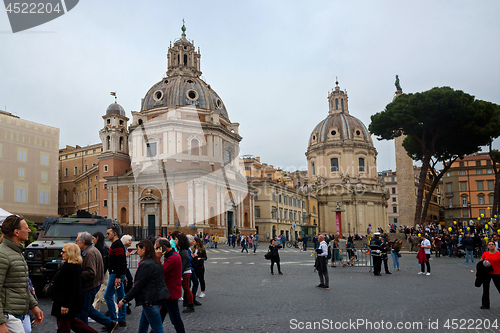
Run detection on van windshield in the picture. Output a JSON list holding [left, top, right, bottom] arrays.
[[44, 224, 109, 238]]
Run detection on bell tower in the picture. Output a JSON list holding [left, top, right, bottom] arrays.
[[166, 21, 202, 78], [328, 78, 349, 115]]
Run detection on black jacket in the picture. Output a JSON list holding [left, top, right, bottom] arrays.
[[463, 237, 474, 251], [475, 260, 494, 287], [122, 258, 169, 306], [51, 263, 83, 318], [268, 244, 281, 260]]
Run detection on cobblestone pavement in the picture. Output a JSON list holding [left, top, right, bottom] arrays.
[[31, 248, 500, 332]]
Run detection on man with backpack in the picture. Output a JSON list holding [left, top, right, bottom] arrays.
[[314, 234, 330, 289]]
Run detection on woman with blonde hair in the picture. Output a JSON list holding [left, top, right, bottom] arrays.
[[51, 243, 98, 333]]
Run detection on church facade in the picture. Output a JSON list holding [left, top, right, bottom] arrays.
[[97, 25, 254, 238], [305, 81, 388, 236]]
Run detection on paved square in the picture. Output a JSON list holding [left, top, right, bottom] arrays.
[[31, 247, 499, 332]]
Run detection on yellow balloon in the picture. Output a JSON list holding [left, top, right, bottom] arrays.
[[489, 221, 493, 225], [488, 207, 491, 210], [467, 227, 470, 231], [448, 227, 452, 232], [478, 217, 481, 220], [485, 237, 489, 241], [418, 233, 421, 237], [485, 224, 489, 229], [495, 215, 498, 218], [481, 213, 485, 217], [453, 221, 457, 225], [498, 229, 500, 233], [460, 229, 463, 233]]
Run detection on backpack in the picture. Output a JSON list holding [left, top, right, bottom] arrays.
[[326, 246, 332, 260]]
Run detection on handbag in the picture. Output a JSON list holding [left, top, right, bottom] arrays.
[[264, 251, 272, 260], [397, 252, 402, 258]]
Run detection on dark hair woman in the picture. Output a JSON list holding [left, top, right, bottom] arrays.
[[118, 240, 169, 333], [480, 241, 500, 309], [269, 239, 283, 275], [193, 238, 207, 298], [91, 231, 110, 312], [176, 234, 195, 313]]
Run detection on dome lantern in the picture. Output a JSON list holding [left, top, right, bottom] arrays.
[[328, 78, 349, 115]]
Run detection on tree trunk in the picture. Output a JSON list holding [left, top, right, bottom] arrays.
[[421, 164, 452, 225], [494, 171, 500, 216], [414, 156, 431, 226]]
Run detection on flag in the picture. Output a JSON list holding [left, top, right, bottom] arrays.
[[110, 92, 116, 97]]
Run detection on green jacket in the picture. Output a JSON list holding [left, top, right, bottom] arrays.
[[0, 238, 38, 324]]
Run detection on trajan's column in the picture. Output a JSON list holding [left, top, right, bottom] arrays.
[[393, 76, 416, 226]]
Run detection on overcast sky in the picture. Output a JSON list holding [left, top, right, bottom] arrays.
[[1, 0, 500, 173]]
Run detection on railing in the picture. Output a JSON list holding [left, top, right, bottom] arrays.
[[121, 226, 170, 241]]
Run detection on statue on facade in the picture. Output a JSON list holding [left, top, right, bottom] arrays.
[[395, 75, 402, 91]]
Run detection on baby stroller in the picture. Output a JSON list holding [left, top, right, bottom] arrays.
[[455, 244, 466, 258]]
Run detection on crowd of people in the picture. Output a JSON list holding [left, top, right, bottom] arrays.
[[2, 213, 500, 333]]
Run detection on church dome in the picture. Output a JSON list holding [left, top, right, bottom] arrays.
[[141, 76, 229, 121], [106, 102, 126, 117], [308, 112, 373, 149]]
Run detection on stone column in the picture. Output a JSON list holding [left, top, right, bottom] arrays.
[[240, 193, 244, 229], [188, 181, 194, 225], [128, 185, 133, 224], [251, 193, 255, 229], [195, 180, 204, 224], [216, 186, 221, 226], [162, 187, 168, 226], [113, 185, 118, 222], [108, 185, 113, 219], [134, 186, 140, 225], [169, 184, 175, 226], [204, 182, 209, 225]]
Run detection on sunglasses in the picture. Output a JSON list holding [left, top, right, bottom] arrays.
[[155, 246, 163, 251]]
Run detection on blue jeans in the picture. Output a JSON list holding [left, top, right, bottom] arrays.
[[241, 245, 248, 253], [138, 304, 164, 333], [391, 251, 400, 269], [214, 242, 217, 249], [448, 246, 453, 257], [76, 286, 113, 326], [104, 274, 126, 323], [465, 249, 474, 263], [253, 243, 257, 253], [160, 299, 185, 333]]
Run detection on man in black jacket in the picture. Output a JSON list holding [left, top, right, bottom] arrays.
[[104, 226, 128, 327], [463, 234, 475, 263]]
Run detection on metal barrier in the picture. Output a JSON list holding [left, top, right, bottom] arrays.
[[330, 246, 373, 272], [129, 253, 140, 270]]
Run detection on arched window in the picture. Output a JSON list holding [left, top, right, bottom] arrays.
[[341, 99, 344, 111], [335, 98, 339, 110], [313, 206, 316, 214], [119, 137, 124, 151], [358, 158, 365, 172], [183, 54, 188, 65], [225, 150, 232, 164], [311, 161, 315, 176], [39, 190, 44, 204], [106, 136, 110, 150], [461, 195, 468, 207], [191, 139, 199, 156], [330, 158, 339, 172]]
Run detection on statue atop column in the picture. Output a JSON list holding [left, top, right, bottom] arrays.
[[395, 75, 402, 92]]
